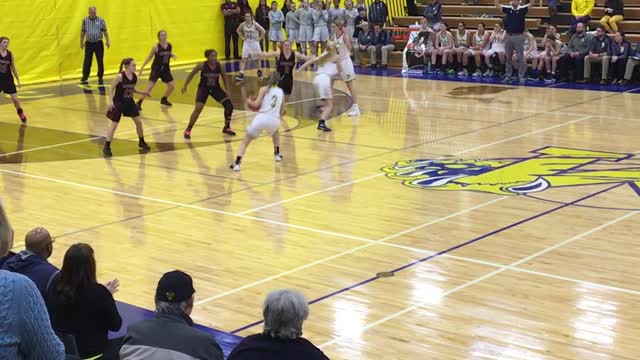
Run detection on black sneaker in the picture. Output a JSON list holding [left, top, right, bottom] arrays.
[[317, 122, 332, 132], [103, 145, 112, 157], [235, 73, 245, 81], [222, 127, 236, 136], [160, 98, 173, 107], [138, 140, 151, 151], [368, 64, 377, 69], [257, 69, 264, 81]]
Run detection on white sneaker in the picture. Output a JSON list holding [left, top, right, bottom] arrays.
[[231, 163, 241, 172], [275, 154, 283, 162], [348, 105, 360, 117], [472, 69, 482, 77]]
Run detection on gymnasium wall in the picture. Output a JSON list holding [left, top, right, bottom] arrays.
[[0, 0, 227, 84], [0, 0, 406, 84]]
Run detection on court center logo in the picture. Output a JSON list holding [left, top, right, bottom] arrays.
[[382, 146, 640, 196]]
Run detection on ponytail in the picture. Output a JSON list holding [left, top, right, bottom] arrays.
[[119, 58, 134, 72], [267, 71, 281, 86]]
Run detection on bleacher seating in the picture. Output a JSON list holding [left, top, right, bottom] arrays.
[[376, 0, 640, 69]]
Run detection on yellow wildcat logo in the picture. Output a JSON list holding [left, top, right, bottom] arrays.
[[382, 146, 640, 196]]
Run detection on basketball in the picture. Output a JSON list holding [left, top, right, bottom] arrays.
[[248, 96, 260, 111]]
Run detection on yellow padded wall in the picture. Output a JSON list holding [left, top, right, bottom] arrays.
[[0, 0, 226, 84]]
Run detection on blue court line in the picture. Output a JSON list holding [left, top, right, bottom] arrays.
[[110, 302, 242, 358], [229, 182, 623, 334]]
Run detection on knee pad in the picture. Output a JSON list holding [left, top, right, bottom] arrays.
[[223, 99, 233, 119]]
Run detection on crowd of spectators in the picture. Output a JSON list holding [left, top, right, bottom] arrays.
[[0, 198, 329, 360]]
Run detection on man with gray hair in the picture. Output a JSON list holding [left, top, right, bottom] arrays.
[[227, 289, 329, 360], [1, 227, 59, 299], [119, 270, 224, 359]]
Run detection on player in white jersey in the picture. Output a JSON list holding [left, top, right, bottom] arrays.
[[466, 22, 490, 77], [331, 20, 360, 116], [236, 13, 266, 81], [453, 22, 471, 76], [298, 41, 342, 131], [483, 22, 506, 77], [431, 22, 455, 75], [230, 72, 285, 171]]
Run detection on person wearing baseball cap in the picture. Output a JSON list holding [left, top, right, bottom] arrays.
[[120, 270, 224, 359]]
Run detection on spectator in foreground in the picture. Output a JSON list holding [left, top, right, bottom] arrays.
[[609, 31, 630, 84], [1, 227, 59, 300], [600, 0, 624, 34], [227, 289, 329, 360], [368, 23, 395, 69], [46, 243, 122, 359], [581, 25, 612, 84], [423, 0, 443, 31], [558, 22, 591, 82], [621, 40, 640, 85], [569, 0, 594, 34], [120, 270, 224, 360], [0, 199, 65, 360]]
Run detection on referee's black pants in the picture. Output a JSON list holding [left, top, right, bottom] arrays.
[[82, 40, 104, 81], [224, 21, 240, 60]]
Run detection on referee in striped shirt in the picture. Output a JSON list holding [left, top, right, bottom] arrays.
[[80, 6, 110, 85]]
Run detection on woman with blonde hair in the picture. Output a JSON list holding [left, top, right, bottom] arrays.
[[298, 41, 342, 131]]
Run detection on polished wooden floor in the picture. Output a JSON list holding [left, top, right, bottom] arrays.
[[2, 68, 639, 359]]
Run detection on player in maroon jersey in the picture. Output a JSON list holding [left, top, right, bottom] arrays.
[[103, 58, 152, 157], [136, 30, 177, 110], [0, 37, 27, 124], [182, 49, 236, 139], [260, 40, 312, 103]]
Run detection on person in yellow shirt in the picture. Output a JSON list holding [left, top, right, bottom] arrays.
[[570, 0, 595, 34]]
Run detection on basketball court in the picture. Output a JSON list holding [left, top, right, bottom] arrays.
[[2, 66, 639, 359]]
